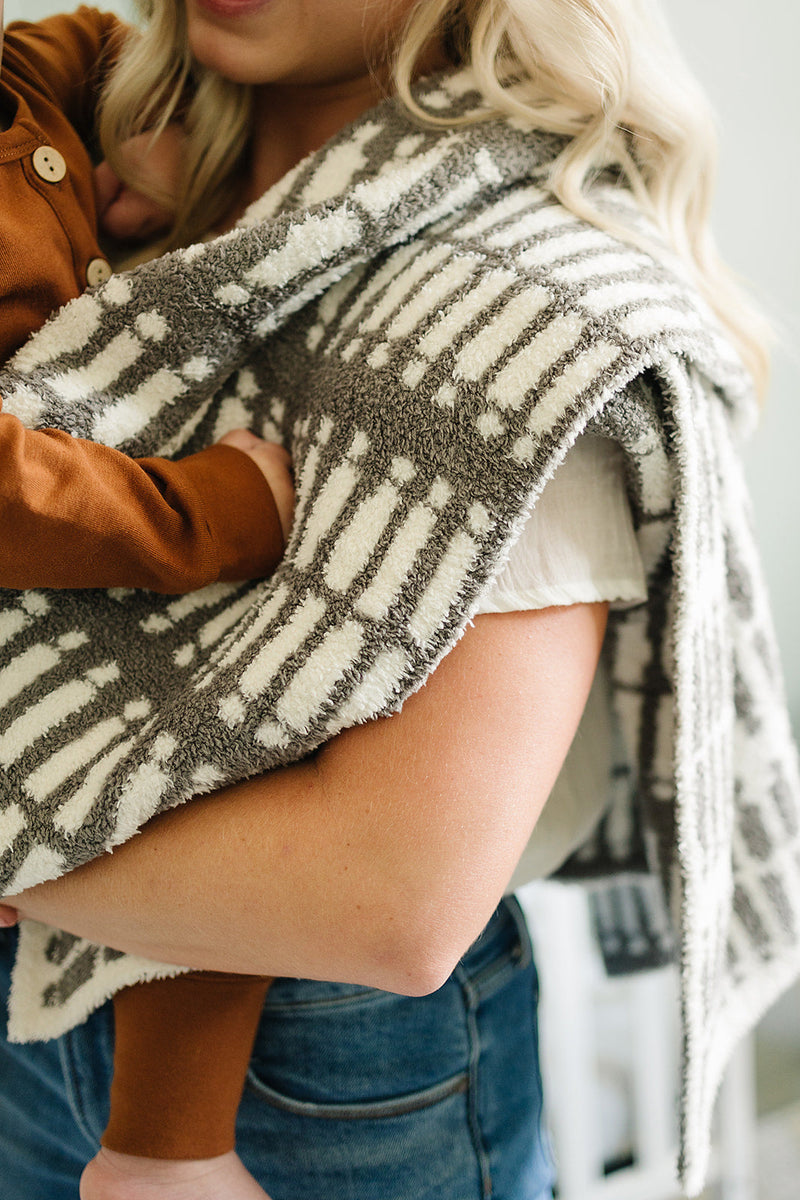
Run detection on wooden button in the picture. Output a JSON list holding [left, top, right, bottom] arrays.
[[86, 258, 113, 287], [32, 145, 67, 183]]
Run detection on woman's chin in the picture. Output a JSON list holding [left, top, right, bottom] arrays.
[[184, 26, 268, 85]]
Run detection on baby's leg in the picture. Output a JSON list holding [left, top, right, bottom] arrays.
[[80, 972, 272, 1200], [105, 972, 270, 1158]]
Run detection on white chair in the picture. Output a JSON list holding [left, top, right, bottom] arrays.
[[518, 881, 757, 1200]]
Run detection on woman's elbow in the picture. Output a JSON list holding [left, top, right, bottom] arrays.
[[358, 881, 502, 997], [363, 935, 468, 998], [347, 816, 529, 995]]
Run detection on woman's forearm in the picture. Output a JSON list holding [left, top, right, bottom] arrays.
[[8, 605, 607, 994], [12, 754, 434, 993], [8, 705, 522, 995]]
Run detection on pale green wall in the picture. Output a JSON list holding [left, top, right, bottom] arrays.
[[6, 0, 800, 729]]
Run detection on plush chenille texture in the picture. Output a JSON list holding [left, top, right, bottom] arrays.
[[0, 72, 797, 1195]]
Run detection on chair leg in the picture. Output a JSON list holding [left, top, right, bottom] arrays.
[[716, 1035, 758, 1200], [629, 970, 679, 1170], [522, 883, 607, 1196]]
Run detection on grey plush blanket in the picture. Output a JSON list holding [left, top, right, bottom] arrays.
[[1, 72, 798, 1194]]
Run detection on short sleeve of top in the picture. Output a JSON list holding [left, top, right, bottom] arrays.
[[477, 433, 647, 616], [476, 434, 649, 890]]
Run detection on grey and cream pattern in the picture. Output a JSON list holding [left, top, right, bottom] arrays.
[[0, 71, 797, 1195]]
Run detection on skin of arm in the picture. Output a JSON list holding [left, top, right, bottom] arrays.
[[5, 602, 607, 996]]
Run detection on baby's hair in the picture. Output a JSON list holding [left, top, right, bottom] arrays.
[[99, 0, 770, 395], [98, 2, 253, 251]]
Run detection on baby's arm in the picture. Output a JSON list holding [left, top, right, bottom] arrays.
[[0, 409, 293, 592], [0, 10, 293, 593]]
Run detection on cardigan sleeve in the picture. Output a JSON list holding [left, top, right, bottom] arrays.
[[0, 411, 285, 592], [3, 8, 126, 145], [0, 11, 285, 594]]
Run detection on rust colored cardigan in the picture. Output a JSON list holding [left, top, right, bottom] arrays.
[[0, 8, 283, 593]]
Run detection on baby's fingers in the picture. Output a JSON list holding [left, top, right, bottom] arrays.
[[0, 904, 19, 927], [218, 431, 294, 541]]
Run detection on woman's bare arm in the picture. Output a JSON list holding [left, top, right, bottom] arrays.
[[7, 603, 607, 995]]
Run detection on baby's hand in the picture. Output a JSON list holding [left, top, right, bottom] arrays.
[[94, 125, 185, 243], [217, 430, 294, 543]]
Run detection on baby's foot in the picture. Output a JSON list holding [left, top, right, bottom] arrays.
[[80, 1147, 271, 1200]]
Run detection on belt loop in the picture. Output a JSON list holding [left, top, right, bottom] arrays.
[[504, 894, 533, 970]]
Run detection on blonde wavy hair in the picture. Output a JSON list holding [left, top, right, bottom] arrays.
[[99, 0, 770, 394]]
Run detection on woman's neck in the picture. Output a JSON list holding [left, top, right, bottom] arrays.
[[242, 34, 449, 206], [245, 72, 387, 202]]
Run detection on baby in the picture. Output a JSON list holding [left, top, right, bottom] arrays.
[[1, 8, 284, 1199]]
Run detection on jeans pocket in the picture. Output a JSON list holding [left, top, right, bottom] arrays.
[[246, 1066, 468, 1119], [243, 981, 482, 1200], [237, 905, 551, 1200], [239, 1066, 483, 1200], [249, 977, 472, 1106]]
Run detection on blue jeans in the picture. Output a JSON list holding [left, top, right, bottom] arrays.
[[0, 898, 554, 1199]]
